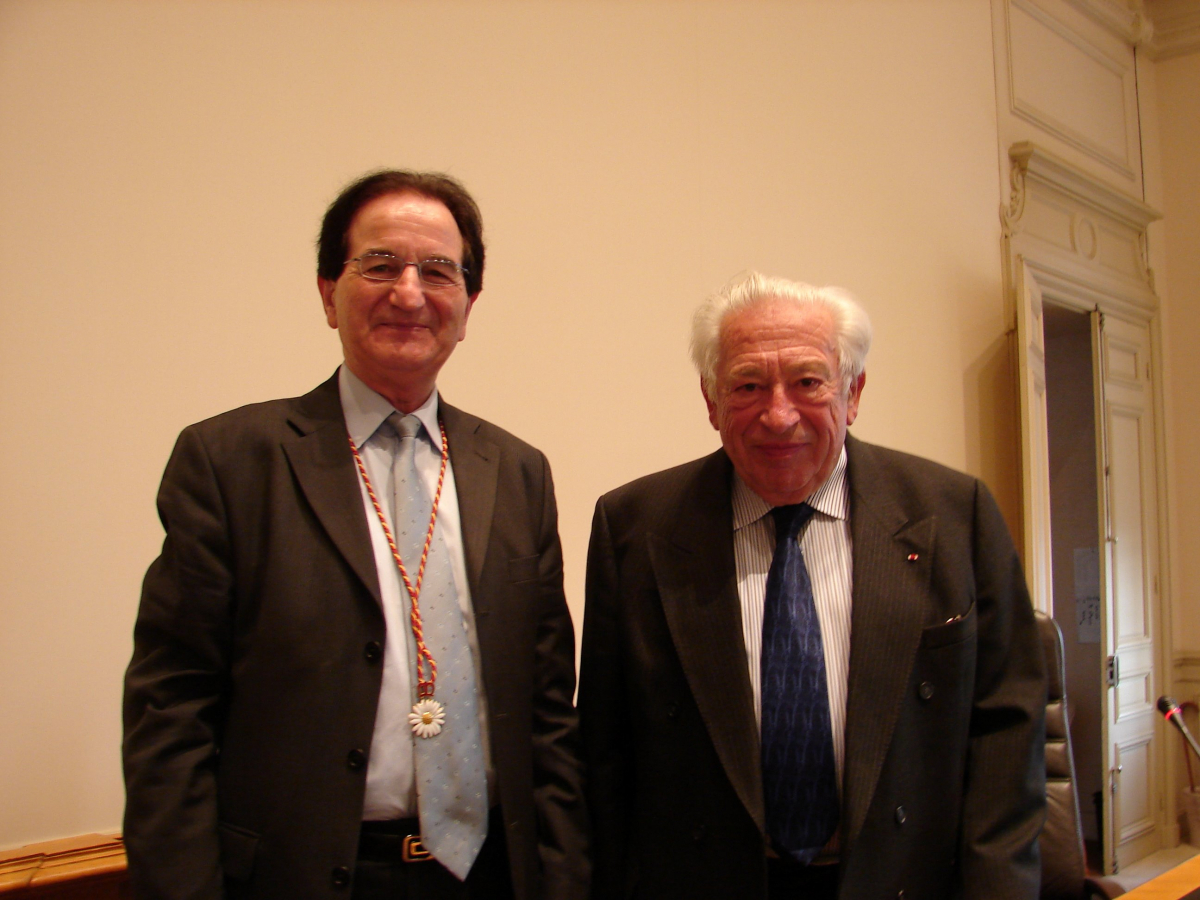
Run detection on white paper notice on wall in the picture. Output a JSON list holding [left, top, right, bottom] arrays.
[[1074, 547, 1101, 644]]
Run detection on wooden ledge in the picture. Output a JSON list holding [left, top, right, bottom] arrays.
[[0, 829, 1198, 899], [0, 833, 128, 897], [1122, 853, 1200, 900]]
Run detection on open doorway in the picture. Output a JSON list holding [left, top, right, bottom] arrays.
[[1043, 301, 1104, 872], [1005, 142, 1168, 875]]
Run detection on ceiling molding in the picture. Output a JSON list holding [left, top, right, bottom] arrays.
[[1143, 0, 1200, 59], [1063, 0, 1154, 44]]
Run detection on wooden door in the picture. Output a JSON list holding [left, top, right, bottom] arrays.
[[1014, 256, 1053, 614], [1097, 312, 1163, 871]]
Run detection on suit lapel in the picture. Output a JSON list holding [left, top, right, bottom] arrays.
[[281, 374, 382, 606], [651, 451, 765, 833], [840, 437, 936, 849], [440, 402, 500, 612]]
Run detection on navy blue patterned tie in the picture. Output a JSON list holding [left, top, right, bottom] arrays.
[[761, 503, 839, 864]]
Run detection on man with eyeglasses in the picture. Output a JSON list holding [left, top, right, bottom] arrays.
[[123, 171, 589, 900]]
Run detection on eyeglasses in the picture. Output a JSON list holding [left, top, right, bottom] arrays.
[[344, 253, 468, 289]]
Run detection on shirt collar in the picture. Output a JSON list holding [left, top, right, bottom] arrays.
[[731, 445, 849, 531], [338, 365, 441, 448]]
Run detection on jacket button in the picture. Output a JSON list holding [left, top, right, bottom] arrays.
[[347, 748, 367, 771], [331, 866, 351, 888], [895, 805, 907, 825], [918, 681, 934, 700], [667, 701, 680, 718], [692, 824, 707, 842], [364, 641, 382, 662]]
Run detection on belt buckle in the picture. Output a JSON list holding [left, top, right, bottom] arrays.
[[402, 834, 432, 863]]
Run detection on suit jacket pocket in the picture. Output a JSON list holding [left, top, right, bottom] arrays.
[[218, 821, 260, 882], [508, 554, 540, 584], [920, 603, 976, 650]]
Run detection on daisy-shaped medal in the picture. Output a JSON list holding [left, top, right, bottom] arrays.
[[409, 698, 446, 739]]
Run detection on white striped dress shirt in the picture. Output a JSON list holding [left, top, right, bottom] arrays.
[[732, 447, 853, 788]]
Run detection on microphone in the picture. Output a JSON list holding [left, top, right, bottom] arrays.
[[1158, 696, 1200, 762]]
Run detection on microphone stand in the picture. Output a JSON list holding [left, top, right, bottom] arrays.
[[1158, 696, 1200, 772]]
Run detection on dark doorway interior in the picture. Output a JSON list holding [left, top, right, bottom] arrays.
[[1043, 301, 1104, 873]]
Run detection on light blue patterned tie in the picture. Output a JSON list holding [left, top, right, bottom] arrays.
[[388, 413, 487, 879], [760, 503, 839, 864]]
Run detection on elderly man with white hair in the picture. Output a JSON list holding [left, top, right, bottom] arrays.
[[579, 272, 1045, 900]]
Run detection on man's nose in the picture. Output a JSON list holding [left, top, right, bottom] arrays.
[[388, 264, 426, 308], [761, 387, 800, 432]]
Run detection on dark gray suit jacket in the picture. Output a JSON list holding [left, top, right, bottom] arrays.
[[580, 435, 1045, 899], [123, 374, 589, 900]]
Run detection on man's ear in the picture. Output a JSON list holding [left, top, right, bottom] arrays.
[[458, 291, 479, 342], [845, 371, 866, 426], [702, 378, 720, 431], [318, 276, 338, 329]]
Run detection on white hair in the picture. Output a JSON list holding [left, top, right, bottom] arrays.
[[690, 271, 872, 396]]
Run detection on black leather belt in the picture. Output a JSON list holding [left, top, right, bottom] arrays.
[[359, 818, 432, 863], [358, 807, 503, 864]]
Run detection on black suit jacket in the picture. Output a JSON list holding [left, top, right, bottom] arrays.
[[123, 374, 589, 900], [579, 436, 1045, 899]]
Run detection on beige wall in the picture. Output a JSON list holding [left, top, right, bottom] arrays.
[[0, 0, 1012, 848]]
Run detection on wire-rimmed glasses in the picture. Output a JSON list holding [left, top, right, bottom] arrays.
[[344, 253, 468, 290]]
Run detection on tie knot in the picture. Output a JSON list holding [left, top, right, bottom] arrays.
[[770, 503, 816, 542], [386, 412, 423, 441]]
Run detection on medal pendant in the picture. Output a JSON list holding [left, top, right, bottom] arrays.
[[409, 697, 446, 738]]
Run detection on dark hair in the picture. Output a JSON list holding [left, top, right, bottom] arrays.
[[317, 170, 485, 296]]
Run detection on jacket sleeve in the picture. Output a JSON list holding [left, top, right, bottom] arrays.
[[578, 497, 633, 900], [528, 452, 592, 899], [958, 479, 1046, 898], [122, 425, 233, 900]]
